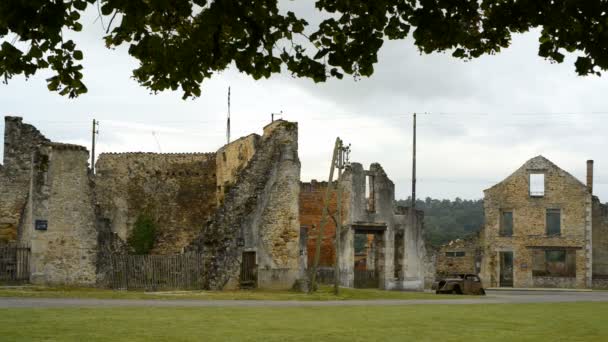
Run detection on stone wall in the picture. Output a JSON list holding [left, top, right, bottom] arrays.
[[216, 134, 259, 205], [480, 156, 592, 289], [335, 162, 426, 290], [95, 152, 217, 254], [436, 236, 480, 276], [0, 117, 49, 242], [21, 143, 97, 285], [189, 120, 301, 290], [592, 198, 608, 277]]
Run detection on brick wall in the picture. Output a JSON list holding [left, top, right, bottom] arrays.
[[299, 181, 339, 267]]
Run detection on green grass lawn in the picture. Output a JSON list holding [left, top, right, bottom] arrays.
[[0, 303, 606, 341], [0, 285, 470, 301]]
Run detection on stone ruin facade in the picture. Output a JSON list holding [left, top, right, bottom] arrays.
[[0, 116, 427, 290], [300, 163, 427, 290], [0, 116, 302, 289], [435, 235, 481, 276], [480, 156, 608, 289]]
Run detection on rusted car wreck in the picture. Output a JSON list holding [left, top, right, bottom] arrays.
[[433, 274, 486, 295]]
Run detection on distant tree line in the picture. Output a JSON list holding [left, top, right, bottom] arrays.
[[396, 197, 484, 249]]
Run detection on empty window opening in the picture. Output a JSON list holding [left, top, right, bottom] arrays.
[[393, 232, 404, 278], [500, 211, 513, 237], [365, 175, 375, 212], [530, 173, 545, 197], [532, 249, 575, 277], [546, 208, 561, 236], [445, 251, 466, 257]]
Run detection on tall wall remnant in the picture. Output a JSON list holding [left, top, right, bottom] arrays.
[[189, 120, 301, 290], [21, 143, 98, 285], [0, 117, 49, 242]]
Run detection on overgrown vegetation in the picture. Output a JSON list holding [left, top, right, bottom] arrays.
[[127, 214, 157, 255], [397, 197, 484, 248]]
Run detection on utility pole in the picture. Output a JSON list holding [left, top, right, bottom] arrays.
[[310, 138, 341, 293], [412, 112, 416, 208], [227, 86, 231, 145], [91, 119, 99, 173], [271, 111, 283, 123], [333, 141, 350, 295]]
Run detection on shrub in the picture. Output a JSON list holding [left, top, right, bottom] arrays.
[[127, 214, 157, 254]]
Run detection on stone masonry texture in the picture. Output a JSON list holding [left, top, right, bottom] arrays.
[[0, 117, 49, 242], [436, 236, 480, 276], [189, 120, 301, 290], [95, 152, 218, 254], [480, 156, 592, 289], [21, 143, 97, 285]]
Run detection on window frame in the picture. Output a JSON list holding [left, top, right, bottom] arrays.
[[529, 173, 545, 197], [500, 210, 514, 237], [546, 208, 561, 236]]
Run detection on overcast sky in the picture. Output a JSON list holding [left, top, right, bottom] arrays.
[[2, 4, 608, 201]]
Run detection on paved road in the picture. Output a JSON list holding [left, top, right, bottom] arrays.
[[1, 290, 608, 308]]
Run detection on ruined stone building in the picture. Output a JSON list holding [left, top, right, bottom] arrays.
[[0, 116, 301, 289], [300, 163, 427, 290], [1, 116, 427, 290], [435, 235, 481, 276], [479, 156, 608, 289]]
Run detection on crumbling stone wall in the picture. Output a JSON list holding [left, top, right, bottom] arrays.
[[592, 198, 608, 280], [436, 236, 480, 275], [480, 156, 592, 289], [190, 120, 301, 290], [333, 162, 426, 290], [0, 117, 49, 242], [216, 134, 259, 205], [95, 153, 217, 254], [21, 143, 97, 285]]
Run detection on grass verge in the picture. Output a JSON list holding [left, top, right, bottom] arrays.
[[0, 302, 606, 341], [0, 285, 473, 301]]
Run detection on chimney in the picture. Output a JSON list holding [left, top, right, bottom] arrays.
[[587, 160, 594, 194]]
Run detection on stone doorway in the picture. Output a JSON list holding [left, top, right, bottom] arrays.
[[351, 223, 386, 289], [499, 251, 514, 287], [240, 251, 257, 288]]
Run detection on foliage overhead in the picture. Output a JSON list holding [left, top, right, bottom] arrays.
[[2, 1, 608, 98]]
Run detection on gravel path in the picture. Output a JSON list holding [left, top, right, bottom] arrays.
[[1, 291, 608, 308]]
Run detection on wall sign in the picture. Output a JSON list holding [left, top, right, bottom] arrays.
[[35, 220, 48, 231]]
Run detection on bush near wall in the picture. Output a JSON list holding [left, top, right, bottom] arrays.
[[127, 214, 157, 254]]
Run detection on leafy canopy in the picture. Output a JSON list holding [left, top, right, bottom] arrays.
[[2, 1, 607, 99]]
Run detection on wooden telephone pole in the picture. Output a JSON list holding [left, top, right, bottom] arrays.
[[309, 138, 341, 293], [333, 141, 350, 295], [227, 86, 231, 145], [412, 112, 416, 208], [91, 119, 99, 173]]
